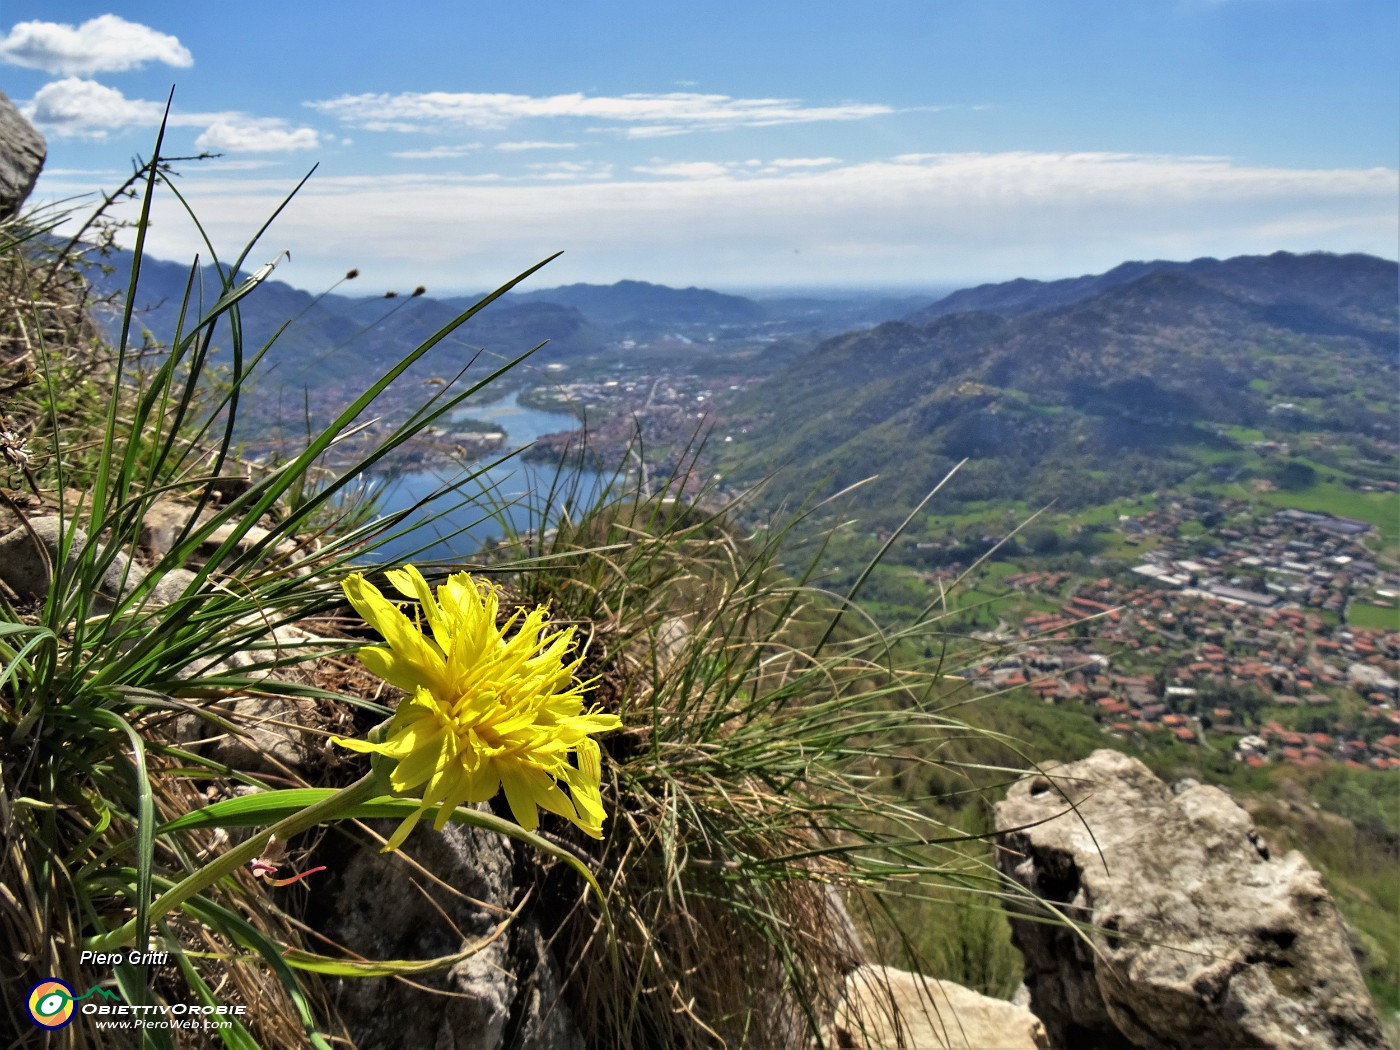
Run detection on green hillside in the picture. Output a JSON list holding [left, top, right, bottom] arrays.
[[719, 252, 1397, 520]]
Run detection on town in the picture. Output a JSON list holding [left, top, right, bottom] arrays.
[[961, 499, 1400, 772]]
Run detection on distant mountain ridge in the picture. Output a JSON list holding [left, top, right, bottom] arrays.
[[82, 250, 927, 390], [491, 279, 766, 328], [908, 251, 1394, 329], [726, 251, 1398, 515]]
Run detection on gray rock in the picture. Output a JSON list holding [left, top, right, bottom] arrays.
[[0, 518, 315, 769], [140, 500, 309, 572], [995, 749, 1388, 1050], [148, 567, 197, 606], [181, 692, 315, 775], [0, 516, 146, 612], [170, 623, 332, 774], [829, 966, 1049, 1049], [139, 500, 214, 559], [199, 520, 306, 571], [0, 517, 237, 616], [0, 90, 45, 219], [315, 818, 583, 1050], [0, 514, 325, 773]]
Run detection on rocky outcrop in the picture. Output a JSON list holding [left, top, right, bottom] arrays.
[[310, 818, 582, 1050], [0, 90, 45, 219], [0, 500, 310, 610], [173, 624, 327, 775], [140, 497, 310, 570], [995, 749, 1388, 1050], [830, 965, 1048, 1049], [0, 513, 327, 773], [0, 515, 192, 612]]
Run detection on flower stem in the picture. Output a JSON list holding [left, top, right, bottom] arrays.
[[86, 773, 382, 952]]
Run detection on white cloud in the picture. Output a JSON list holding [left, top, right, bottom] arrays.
[[307, 90, 893, 137], [196, 118, 319, 153], [390, 144, 483, 159], [632, 161, 734, 179], [46, 152, 1396, 292], [634, 157, 846, 178], [40, 167, 126, 178], [25, 77, 167, 137], [25, 78, 319, 152], [0, 15, 191, 75], [767, 157, 842, 169], [524, 160, 613, 181], [204, 159, 282, 171], [496, 140, 578, 152]]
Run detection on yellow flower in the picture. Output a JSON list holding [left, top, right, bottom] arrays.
[[333, 566, 620, 851]]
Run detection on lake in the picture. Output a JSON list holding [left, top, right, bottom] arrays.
[[364, 392, 608, 564]]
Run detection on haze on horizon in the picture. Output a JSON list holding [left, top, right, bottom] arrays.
[[4, 1, 1397, 297]]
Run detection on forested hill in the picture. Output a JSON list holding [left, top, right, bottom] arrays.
[[469, 279, 766, 328], [906, 250, 1395, 326], [83, 250, 930, 400], [722, 251, 1398, 515]]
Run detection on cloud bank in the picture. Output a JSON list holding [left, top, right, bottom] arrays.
[[36, 151, 1396, 291], [25, 77, 167, 135]]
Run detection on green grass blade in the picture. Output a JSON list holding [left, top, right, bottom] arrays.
[[81, 708, 156, 954], [171, 934, 264, 1050]]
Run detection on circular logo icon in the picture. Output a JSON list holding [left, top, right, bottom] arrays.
[[26, 979, 76, 1029]]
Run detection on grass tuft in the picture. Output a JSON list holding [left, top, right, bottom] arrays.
[[483, 460, 1046, 1047]]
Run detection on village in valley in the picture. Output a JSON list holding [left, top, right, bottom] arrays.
[[463, 366, 1400, 780], [958, 498, 1400, 772]]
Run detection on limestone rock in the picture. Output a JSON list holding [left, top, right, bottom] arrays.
[[0, 91, 45, 219], [169, 621, 337, 774], [0, 516, 145, 612], [311, 818, 583, 1050], [200, 519, 306, 570], [141, 499, 308, 571], [148, 566, 197, 607], [831, 966, 1049, 1049], [654, 615, 691, 671], [182, 691, 317, 775], [995, 749, 1388, 1050], [0, 517, 220, 614], [0, 514, 327, 772], [139, 500, 214, 558]]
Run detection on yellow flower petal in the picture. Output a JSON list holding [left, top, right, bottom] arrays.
[[335, 566, 618, 848], [382, 804, 430, 852], [342, 573, 446, 693]]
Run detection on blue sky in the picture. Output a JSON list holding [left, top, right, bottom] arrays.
[[4, 1, 1396, 294]]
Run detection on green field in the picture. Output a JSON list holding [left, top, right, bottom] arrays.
[[1258, 481, 1399, 546], [1349, 602, 1400, 631], [1222, 423, 1268, 442]]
